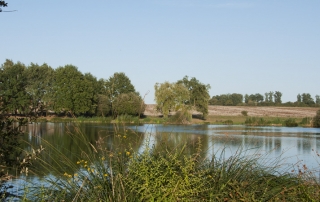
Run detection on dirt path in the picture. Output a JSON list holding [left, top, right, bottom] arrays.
[[144, 104, 319, 118]]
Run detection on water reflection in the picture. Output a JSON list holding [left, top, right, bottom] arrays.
[[22, 123, 320, 177]]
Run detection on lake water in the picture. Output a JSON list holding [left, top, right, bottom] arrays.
[[5, 122, 320, 196], [23, 123, 320, 174]]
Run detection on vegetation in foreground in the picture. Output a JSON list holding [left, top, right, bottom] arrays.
[[1, 123, 319, 201]]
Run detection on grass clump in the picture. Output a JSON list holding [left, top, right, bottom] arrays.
[[283, 118, 298, 127]]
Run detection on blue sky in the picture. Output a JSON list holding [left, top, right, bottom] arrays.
[[1, 0, 319, 104]]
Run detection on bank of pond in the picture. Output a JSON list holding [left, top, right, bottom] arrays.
[[38, 114, 315, 127], [2, 123, 320, 201]]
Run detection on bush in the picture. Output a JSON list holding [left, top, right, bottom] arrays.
[[245, 117, 267, 126], [241, 110, 248, 116], [283, 118, 298, 127], [112, 92, 145, 117], [313, 110, 320, 128]]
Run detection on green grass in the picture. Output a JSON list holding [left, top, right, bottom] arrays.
[[4, 123, 318, 201]]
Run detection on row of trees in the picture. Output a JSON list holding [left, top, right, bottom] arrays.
[[154, 76, 211, 119], [0, 60, 145, 117], [210, 91, 319, 107]]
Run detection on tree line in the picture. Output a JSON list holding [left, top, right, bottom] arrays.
[[0, 59, 145, 117], [209, 91, 320, 107]]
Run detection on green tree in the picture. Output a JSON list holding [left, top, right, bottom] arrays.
[[301, 93, 314, 105], [297, 94, 302, 103], [25, 63, 55, 116], [105, 72, 137, 102], [244, 94, 249, 104], [273, 91, 282, 104], [177, 76, 211, 118], [315, 95, 320, 105], [268, 91, 274, 103], [230, 93, 243, 106], [154, 82, 190, 118], [96, 94, 111, 116], [112, 92, 146, 117], [0, 60, 30, 115], [53, 65, 97, 116]]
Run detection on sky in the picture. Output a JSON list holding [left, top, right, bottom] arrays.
[[1, 0, 319, 104]]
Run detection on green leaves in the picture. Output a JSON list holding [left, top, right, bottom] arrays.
[[53, 65, 98, 116], [154, 82, 190, 118], [0, 60, 30, 114]]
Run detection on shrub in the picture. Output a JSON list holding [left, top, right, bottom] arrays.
[[283, 118, 298, 127], [224, 119, 233, 125], [112, 92, 146, 117], [245, 117, 267, 126], [241, 110, 248, 116], [313, 110, 320, 128]]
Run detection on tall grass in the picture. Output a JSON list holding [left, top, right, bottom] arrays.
[[5, 123, 320, 201]]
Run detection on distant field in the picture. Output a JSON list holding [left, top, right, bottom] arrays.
[[144, 104, 319, 118]]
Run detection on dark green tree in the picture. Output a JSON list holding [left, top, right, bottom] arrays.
[[244, 94, 249, 104], [177, 76, 211, 118], [25, 63, 55, 116], [105, 72, 137, 102], [53, 65, 97, 116], [0, 60, 30, 115]]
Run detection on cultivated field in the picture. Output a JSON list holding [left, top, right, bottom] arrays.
[[144, 104, 319, 118]]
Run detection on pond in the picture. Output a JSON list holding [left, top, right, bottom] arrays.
[[5, 122, 320, 196], [24, 123, 320, 174]]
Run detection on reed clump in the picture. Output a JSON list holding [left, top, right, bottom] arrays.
[[7, 123, 320, 201]]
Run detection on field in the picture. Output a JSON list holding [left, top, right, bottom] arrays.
[[144, 104, 319, 117]]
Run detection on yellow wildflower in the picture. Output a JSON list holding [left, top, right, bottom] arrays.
[[104, 174, 108, 177], [126, 151, 130, 156], [101, 156, 105, 161]]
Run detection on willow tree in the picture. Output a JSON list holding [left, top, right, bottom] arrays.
[[154, 82, 190, 118]]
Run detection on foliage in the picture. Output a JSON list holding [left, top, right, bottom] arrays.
[[177, 76, 211, 119], [96, 94, 111, 116], [154, 82, 190, 118], [241, 110, 248, 116], [301, 93, 315, 105], [283, 118, 298, 127], [0, 60, 30, 115], [245, 117, 268, 126], [209, 93, 243, 106], [53, 65, 98, 116], [313, 110, 320, 128], [169, 108, 192, 124], [105, 72, 137, 102], [274, 91, 283, 104], [25, 63, 55, 116], [112, 92, 145, 117]]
